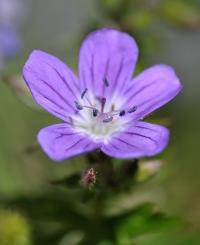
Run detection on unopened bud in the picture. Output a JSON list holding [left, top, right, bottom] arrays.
[[137, 160, 164, 182], [81, 168, 97, 188]]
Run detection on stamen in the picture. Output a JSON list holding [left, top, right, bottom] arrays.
[[81, 88, 88, 99], [104, 78, 109, 87], [93, 109, 98, 117], [119, 110, 126, 116], [103, 116, 113, 123], [74, 101, 83, 110], [111, 104, 115, 111], [128, 106, 137, 113]]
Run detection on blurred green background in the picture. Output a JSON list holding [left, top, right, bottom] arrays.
[[0, 0, 200, 244]]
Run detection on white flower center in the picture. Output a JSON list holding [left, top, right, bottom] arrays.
[[69, 89, 137, 143]]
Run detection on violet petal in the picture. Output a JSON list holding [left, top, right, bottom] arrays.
[[38, 123, 100, 161], [78, 28, 138, 98], [122, 64, 182, 120], [23, 50, 80, 120], [101, 121, 169, 159]]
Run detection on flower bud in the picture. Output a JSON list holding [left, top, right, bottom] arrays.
[[81, 168, 97, 188], [137, 160, 164, 182]]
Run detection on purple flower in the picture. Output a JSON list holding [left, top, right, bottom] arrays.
[[23, 29, 182, 161], [0, 24, 20, 60]]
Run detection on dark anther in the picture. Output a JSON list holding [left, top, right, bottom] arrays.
[[104, 77, 109, 87], [74, 101, 83, 110], [93, 109, 98, 117], [103, 116, 113, 123], [119, 110, 126, 116], [128, 106, 137, 113], [81, 88, 88, 99]]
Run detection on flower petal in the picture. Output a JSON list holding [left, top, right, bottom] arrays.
[[38, 124, 100, 161], [123, 65, 182, 120], [101, 121, 169, 159], [78, 28, 138, 99], [23, 50, 80, 120]]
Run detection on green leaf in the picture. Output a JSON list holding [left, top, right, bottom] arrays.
[[59, 230, 85, 245], [135, 231, 200, 245], [116, 203, 182, 243], [161, 0, 200, 29]]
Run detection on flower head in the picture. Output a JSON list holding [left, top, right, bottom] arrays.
[[0, 24, 20, 60], [23, 28, 182, 161], [0, 0, 27, 69]]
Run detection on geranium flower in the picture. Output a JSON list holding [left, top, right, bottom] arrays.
[[0, 0, 28, 69], [23, 28, 182, 161], [0, 24, 20, 60]]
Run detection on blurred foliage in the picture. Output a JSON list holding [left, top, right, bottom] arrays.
[[94, 0, 200, 67], [1, 153, 184, 244], [3, 185, 182, 245], [0, 0, 200, 244], [0, 209, 31, 245]]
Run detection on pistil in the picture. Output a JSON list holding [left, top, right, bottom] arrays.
[[100, 97, 106, 113]]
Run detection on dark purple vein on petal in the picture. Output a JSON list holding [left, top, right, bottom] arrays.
[[83, 142, 93, 150], [65, 138, 85, 152], [136, 89, 169, 108], [137, 87, 177, 108], [44, 61, 79, 95], [102, 57, 110, 97], [124, 80, 156, 102], [90, 52, 95, 92], [68, 69, 80, 91], [40, 79, 74, 110], [112, 57, 124, 92], [52, 67, 77, 98], [31, 86, 66, 111], [114, 137, 140, 150], [65, 121, 74, 127], [81, 67, 87, 90], [83, 46, 95, 92], [34, 90, 67, 118], [46, 107, 66, 119], [117, 59, 133, 94], [54, 125, 72, 131], [132, 125, 158, 133], [123, 131, 157, 145], [134, 89, 178, 118], [55, 132, 79, 140], [52, 133, 82, 151], [108, 141, 121, 151]]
